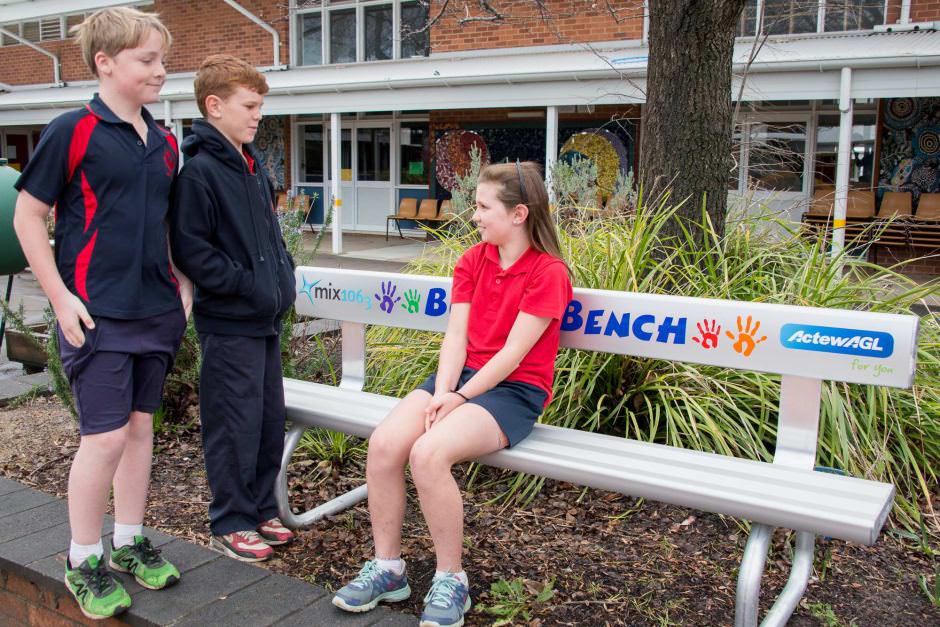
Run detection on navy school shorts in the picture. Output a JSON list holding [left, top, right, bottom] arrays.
[[416, 366, 548, 448], [57, 308, 186, 436]]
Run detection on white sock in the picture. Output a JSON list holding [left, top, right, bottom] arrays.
[[435, 569, 468, 587], [112, 523, 143, 549], [69, 539, 103, 567], [376, 556, 405, 575]]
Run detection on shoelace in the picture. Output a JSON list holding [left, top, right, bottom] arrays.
[[424, 575, 462, 608], [237, 530, 265, 544], [79, 560, 115, 595], [133, 537, 163, 566], [350, 560, 381, 587]]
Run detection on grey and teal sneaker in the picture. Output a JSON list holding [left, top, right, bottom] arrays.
[[64, 554, 132, 620], [420, 573, 471, 627], [109, 535, 180, 590], [332, 559, 411, 612]]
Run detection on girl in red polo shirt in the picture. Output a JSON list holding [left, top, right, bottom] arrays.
[[333, 162, 573, 627]]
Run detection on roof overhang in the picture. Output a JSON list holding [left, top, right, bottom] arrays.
[[0, 0, 149, 22], [1, 29, 939, 126]]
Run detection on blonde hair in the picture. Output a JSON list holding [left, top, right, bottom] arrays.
[[194, 54, 269, 117], [478, 161, 566, 264], [71, 7, 172, 77]]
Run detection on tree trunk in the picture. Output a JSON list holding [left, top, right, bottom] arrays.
[[640, 0, 747, 241]]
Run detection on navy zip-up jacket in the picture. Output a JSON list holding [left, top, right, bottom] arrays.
[[169, 120, 295, 337]]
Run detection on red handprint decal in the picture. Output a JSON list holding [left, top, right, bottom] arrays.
[[725, 315, 767, 357], [692, 319, 721, 349]]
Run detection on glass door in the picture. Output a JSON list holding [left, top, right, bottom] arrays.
[[742, 115, 811, 223], [355, 124, 393, 231], [326, 127, 354, 229]]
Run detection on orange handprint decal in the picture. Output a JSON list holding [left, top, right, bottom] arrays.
[[725, 315, 767, 357], [692, 319, 721, 349]]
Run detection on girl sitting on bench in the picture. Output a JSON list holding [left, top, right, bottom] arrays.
[[332, 161, 573, 627]]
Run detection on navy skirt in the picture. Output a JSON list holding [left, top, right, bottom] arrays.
[[416, 366, 547, 448]]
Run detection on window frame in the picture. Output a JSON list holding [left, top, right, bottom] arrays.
[[292, 0, 429, 67], [736, 0, 889, 38]]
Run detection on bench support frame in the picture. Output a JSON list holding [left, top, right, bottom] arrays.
[[735, 375, 821, 627]]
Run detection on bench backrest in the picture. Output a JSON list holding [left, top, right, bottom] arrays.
[[294, 266, 918, 472], [295, 267, 917, 388]]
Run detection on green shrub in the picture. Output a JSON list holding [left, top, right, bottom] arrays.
[[366, 196, 940, 533]]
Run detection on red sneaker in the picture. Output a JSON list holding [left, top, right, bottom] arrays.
[[257, 517, 294, 546], [209, 530, 273, 562]]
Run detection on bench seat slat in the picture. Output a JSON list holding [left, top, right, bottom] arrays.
[[284, 379, 894, 545]]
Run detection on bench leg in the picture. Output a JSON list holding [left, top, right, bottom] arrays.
[[275, 424, 369, 529], [734, 525, 815, 627]]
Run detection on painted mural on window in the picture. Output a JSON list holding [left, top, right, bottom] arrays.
[[254, 116, 286, 191], [434, 130, 490, 192], [879, 98, 940, 206]]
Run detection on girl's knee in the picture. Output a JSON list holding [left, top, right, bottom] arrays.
[[367, 429, 411, 472], [408, 437, 451, 486], [126, 412, 154, 441]]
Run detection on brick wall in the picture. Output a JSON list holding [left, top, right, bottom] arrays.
[[910, 0, 940, 21], [429, 0, 644, 53], [871, 246, 940, 277], [0, 567, 126, 627], [0, 0, 288, 86]]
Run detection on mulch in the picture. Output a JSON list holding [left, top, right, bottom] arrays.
[[1, 395, 938, 625]]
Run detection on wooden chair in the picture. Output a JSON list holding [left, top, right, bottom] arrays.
[[807, 188, 835, 216], [439, 199, 457, 221], [915, 193, 940, 221], [416, 198, 439, 221], [386, 198, 418, 240], [846, 190, 875, 219], [877, 191, 912, 219]]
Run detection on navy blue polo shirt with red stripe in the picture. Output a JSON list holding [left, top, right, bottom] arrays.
[[15, 94, 181, 319]]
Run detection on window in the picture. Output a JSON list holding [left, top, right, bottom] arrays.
[[747, 122, 807, 192], [2, 5, 153, 46], [39, 17, 62, 41], [357, 128, 391, 181], [301, 125, 324, 183], [737, 1, 884, 37], [20, 21, 40, 43], [824, 0, 884, 32], [763, 0, 817, 35], [298, 13, 322, 65], [813, 113, 876, 188], [329, 8, 356, 63], [400, 123, 429, 185], [401, 1, 430, 58], [295, 0, 430, 66], [365, 4, 393, 61]]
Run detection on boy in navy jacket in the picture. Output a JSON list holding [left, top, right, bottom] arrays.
[[169, 55, 296, 561]]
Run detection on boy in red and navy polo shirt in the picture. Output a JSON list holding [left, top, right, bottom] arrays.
[[13, 8, 189, 619]]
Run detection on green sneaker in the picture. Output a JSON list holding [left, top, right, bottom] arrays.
[[64, 554, 132, 620], [109, 536, 180, 590]]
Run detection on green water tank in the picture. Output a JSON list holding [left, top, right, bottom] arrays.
[[0, 157, 28, 276]]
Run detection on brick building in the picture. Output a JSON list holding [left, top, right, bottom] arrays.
[[1, 1, 939, 270]]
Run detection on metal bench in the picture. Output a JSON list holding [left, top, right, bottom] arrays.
[[276, 266, 919, 627]]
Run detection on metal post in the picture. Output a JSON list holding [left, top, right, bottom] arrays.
[[0, 275, 13, 347], [331, 112, 342, 255], [545, 106, 559, 205], [831, 67, 853, 257]]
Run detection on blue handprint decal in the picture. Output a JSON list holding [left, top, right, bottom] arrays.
[[375, 281, 401, 314]]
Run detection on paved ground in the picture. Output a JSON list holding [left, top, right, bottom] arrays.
[[0, 476, 413, 625]]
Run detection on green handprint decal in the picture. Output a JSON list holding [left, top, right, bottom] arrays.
[[400, 289, 421, 314]]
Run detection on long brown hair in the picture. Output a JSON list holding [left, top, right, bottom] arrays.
[[477, 161, 565, 263]]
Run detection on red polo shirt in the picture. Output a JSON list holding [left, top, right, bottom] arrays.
[[452, 242, 573, 404]]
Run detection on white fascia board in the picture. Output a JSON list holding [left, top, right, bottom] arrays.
[[0, 0, 149, 22]]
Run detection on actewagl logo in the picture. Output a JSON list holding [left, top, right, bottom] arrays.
[[780, 324, 894, 358]]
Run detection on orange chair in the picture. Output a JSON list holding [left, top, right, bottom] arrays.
[[846, 190, 875, 219], [439, 199, 457, 220], [416, 198, 439, 221], [807, 189, 835, 216], [915, 193, 940, 221], [386, 198, 418, 240], [877, 191, 912, 219]]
